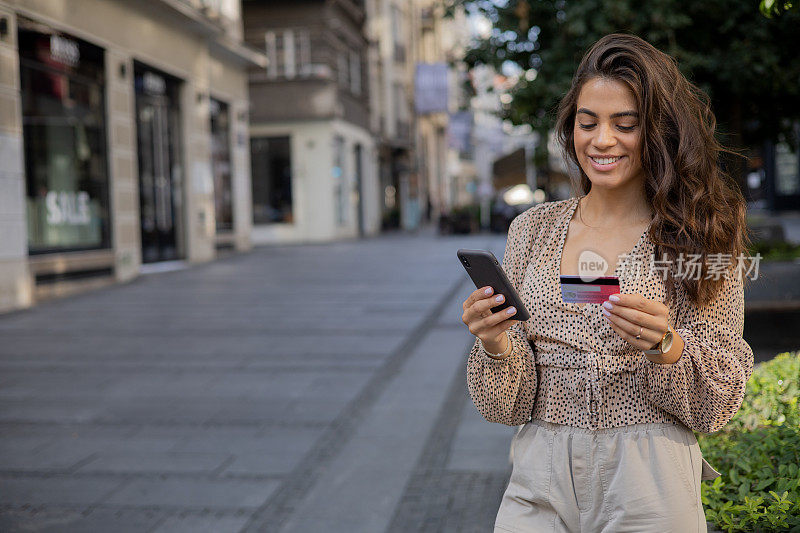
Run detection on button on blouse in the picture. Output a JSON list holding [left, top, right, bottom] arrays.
[[466, 196, 754, 432]]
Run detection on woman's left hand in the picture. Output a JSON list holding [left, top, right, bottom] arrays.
[[601, 293, 669, 354]]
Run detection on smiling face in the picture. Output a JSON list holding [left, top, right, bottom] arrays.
[[573, 77, 644, 189]]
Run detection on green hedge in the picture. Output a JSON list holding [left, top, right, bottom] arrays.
[[748, 240, 800, 262], [698, 351, 800, 532]]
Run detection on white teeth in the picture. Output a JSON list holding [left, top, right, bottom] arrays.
[[591, 156, 621, 165]]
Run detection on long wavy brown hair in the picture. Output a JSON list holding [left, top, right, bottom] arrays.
[[555, 33, 752, 308]]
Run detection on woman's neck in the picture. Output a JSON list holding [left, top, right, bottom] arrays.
[[579, 186, 653, 229]]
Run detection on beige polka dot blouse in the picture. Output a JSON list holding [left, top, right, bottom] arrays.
[[467, 195, 754, 433]]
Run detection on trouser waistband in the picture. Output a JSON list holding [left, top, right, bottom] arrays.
[[529, 418, 686, 436]]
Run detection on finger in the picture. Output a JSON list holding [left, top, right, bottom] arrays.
[[465, 299, 513, 333], [464, 286, 493, 310], [475, 306, 519, 333], [481, 306, 517, 327], [466, 293, 507, 321], [603, 302, 664, 332], [605, 318, 652, 350], [607, 293, 661, 315], [602, 311, 659, 347]]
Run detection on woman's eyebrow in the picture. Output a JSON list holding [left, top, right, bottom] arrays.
[[577, 108, 639, 119]]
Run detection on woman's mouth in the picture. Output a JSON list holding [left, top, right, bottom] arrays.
[[588, 155, 624, 171]]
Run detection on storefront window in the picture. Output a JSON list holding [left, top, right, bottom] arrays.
[[210, 98, 233, 232], [18, 18, 110, 254], [251, 136, 293, 224]]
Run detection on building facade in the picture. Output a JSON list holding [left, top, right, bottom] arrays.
[[243, 0, 380, 243], [364, 0, 420, 231], [412, 0, 472, 224], [0, 0, 265, 313]]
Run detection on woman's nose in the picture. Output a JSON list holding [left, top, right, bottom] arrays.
[[593, 124, 617, 148]]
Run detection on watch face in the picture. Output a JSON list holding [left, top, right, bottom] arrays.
[[661, 329, 674, 353]]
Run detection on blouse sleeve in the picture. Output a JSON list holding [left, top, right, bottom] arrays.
[[466, 207, 540, 426], [635, 267, 754, 433]]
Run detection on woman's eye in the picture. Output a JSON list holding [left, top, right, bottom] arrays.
[[617, 125, 637, 132], [578, 123, 596, 130]]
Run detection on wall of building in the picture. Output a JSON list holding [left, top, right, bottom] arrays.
[[333, 118, 381, 238], [243, 0, 369, 128], [250, 119, 378, 244], [0, 0, 257, 312], [0, 6, 32, 312], [244, 0, 378, 246]]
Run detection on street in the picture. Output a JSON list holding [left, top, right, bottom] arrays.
[[0, 228, 797, 532], [0, 228, 514, 533]]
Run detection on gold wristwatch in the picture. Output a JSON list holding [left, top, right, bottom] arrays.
[[643, 326, 674, 355]]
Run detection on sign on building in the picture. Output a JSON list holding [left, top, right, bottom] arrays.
[[447, 111, 473, 153], [415, 63, 448, 114]]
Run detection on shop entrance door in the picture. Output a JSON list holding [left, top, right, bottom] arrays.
[[354, 144, 365, 237], [134, 64, 182, 263]]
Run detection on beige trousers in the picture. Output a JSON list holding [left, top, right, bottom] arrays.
[[494, 419, 711, 533]]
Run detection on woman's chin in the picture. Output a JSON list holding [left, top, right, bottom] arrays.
[[585, 174, 626, 188]]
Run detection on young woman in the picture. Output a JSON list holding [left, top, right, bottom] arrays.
[[461, 34, 754, 532]]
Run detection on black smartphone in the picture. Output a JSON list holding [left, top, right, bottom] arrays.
[[457, 249, 531, 322]]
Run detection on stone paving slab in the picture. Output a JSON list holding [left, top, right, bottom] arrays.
[[102, 477, 280, 509], [166, 427, 322, 454], [0, 476, 125, 506], [0, 333, 406, 359], [0, 424, 139, 440], [0, 448, 95, 472], [151, 513, 250, 533], [219, 451, 309, 477], [0, 374, 117, 398], [74, 452, 231, 475], [35, 435, 184, 456], [0, 436, 54, 455], [0, 506, 166, 533]]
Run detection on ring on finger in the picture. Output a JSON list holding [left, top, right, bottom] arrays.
[[635, 325, 643, 339]]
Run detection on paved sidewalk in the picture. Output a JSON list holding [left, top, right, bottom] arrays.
[[0, 230, 514, 532], [1, 225, 795, 532]]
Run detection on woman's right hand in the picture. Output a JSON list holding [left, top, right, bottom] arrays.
[[461, 286, 519, 353]]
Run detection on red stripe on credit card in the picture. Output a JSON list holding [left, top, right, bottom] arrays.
[[560, 276, 620, 304]]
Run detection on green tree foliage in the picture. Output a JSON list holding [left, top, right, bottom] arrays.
[[760, 0, 797, 18], [447, 0, 800, 167]]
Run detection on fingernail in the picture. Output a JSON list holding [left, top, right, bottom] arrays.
[[609, 294, 620, 302], [602, 308, 611, 316], [602, 301, 613, 309], [484, 288, 492, 295], [495, 295, 503, 302], [506, 307, 516, 314]]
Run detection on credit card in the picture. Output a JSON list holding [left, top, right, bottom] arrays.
[[560, 275, 620, 304]]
